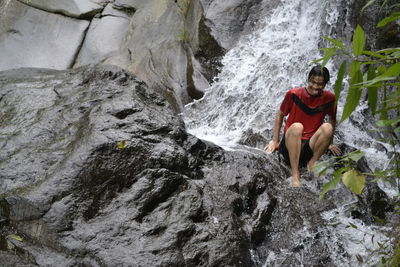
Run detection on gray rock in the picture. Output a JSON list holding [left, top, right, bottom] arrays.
[[0, 65, 251, 266], [73, 4, 131, 68], [0, 0, 89, 71], [199, 0, 267, 49], [18, 0, 104, 18], [0, 0, 227, 108]]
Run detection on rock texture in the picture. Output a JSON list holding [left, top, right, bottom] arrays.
[[0, 0, 223, 109], [0, 0, 89, 71], [0, 65, 393, 266], [18, 0, 103, 18], [0, 0, 271, 109]]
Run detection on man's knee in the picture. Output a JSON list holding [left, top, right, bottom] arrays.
[[287, 123, 304, 137], [320, 123, 334, 136]]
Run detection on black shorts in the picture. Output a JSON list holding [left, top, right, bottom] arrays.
[[279, 136, 313, 168]]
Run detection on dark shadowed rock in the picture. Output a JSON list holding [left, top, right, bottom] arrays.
[[0, 65, 253, 266]]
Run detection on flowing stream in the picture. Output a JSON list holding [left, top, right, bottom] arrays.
[[185, 0, 398, 265]]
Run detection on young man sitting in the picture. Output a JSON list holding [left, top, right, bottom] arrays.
[[265, 65, 341, 187]]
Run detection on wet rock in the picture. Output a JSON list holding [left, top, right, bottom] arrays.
[[199, 0, 270, 49], [0, 65, 253, 266], [0, 0, 90, 71]]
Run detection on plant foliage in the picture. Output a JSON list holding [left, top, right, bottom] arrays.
[[313, 7, 400, 198]]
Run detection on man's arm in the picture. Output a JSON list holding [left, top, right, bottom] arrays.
[[264, 110, 285, 153], [327, 116, 341, 156]]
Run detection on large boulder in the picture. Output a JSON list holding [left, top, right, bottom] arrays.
[[0, 65, 253, 266]]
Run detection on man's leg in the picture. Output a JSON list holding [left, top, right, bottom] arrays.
[[308, 123, 334, 169], [285, 123, 304, 187]]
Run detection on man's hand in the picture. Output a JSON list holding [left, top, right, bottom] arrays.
[[328, 144, 341, 156], [264, 140, 279, 154]]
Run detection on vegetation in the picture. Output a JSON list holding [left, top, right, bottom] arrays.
[[313, 1, 399, 265], [313, 2, 400, 198]]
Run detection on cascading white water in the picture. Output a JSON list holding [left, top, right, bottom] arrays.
[[185, 0, 342, 147], [185, 0, 397, 265], [0, 0, 12, 17]]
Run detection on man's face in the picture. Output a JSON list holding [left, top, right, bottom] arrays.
[[306, 75, 325, 97]]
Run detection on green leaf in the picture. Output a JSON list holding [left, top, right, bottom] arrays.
[[362, 50, 386, 59], [373, 216, 387, 224], [319, 168, 344, 199], [312, 158, 336, 177], [361, 0, 377, 14], [342, 169, 366, 195], [334, 61, 347, 101], [117, 140, 126, 149], [347, 150, 365, 162], [377, 48, 400, 54], [312, 57, 324, 64], [381, 62, 400, 77], [381, 86, 388, 121], [367, 66, 378, 114], [327, 222, 341, 227], [322, 48, 336, 67], [377, 12, 400, 28], [340, 62, 363, 123], [360, 76, 396, 87], [323, 36, 345, 49], [353, 25, 365, 56], [7, 234, 23, 242], [346, 222, 358, 229], [376, 117, 400, 127]]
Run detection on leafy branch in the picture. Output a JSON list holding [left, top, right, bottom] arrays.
[[313, 7, 400, 198]]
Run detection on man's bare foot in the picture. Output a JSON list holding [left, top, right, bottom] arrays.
[[291, 176, 301, 187]]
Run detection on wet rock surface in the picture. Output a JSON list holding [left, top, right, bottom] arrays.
[[0, 65, 393, 266]]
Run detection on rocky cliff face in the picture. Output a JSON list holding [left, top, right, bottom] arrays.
[[0, 0, 263, 110]]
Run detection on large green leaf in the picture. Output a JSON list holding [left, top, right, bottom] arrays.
[[360, 76, 395, 87], [367, 66, 378, 114], [381, 62, 400, 77], [377, 12, 400, 28], [334, 61, 347, 101], [353, 25, 365, 56], [377, 48, 400, 54], [342, 169, 366, 195], [340, 62, 363, 123], [347, 150, 365, 162], [363, 50, 386, 59]]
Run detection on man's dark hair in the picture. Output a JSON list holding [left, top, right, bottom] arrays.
[[308, 65, 330, 85]]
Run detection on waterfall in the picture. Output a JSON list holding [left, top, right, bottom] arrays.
[[184, 0, 397, 265], [185, 0, 397, 193], [185, 0, 342, 147], [0, 0, 12, 18]]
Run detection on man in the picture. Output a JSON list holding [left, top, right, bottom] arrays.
[[265, 65, 341, 187]]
